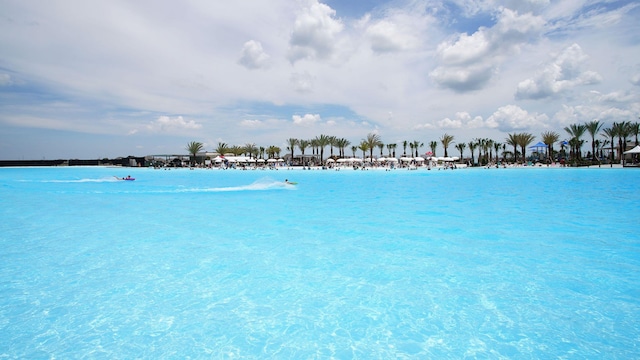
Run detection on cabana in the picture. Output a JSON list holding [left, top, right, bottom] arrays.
[[623, 145, 640, 166]]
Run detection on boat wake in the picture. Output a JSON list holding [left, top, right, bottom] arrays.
[[38, 177, 122, 183], [179, 178, 295, 193]]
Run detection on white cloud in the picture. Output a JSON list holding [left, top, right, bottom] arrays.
[[362, 9, 428, 54], [292, 113, 321, 126], [287, 0, 345, 63], [430, 8, 544, 92], [437, 117, 462, 128], [146, 116, 202, 133], [415, 112, 494, 130], [589, 90, 638, 103], [290, 72, 314, 93], [487, 105, 548, 132], [430, 64, 495, 92], [435, 112, 495, 129], [516, 43, 602, 99], [553, 103, 637, 128], [239, 119, 265, 128], [0, 73, 12, 86], [238, 40, 270, 69]]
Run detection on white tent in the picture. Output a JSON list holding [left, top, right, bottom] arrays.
[[624, 145, 640, 154]]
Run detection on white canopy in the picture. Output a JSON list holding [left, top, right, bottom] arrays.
[[624, 145, 640, 154], [337, 158, 363, 163]]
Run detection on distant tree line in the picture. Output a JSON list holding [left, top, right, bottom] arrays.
[[185, 119, 640, 166]]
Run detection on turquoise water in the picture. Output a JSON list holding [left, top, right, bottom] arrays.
[[0, 166, 639, 358]]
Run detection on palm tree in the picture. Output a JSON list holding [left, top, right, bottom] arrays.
[[363, 133, 382, 162], [412, 140, 423, 157], [630, 121, 639, 146], [265, 146, 276, 159], [314, 134, 331, 163], [402, 140, 408, 156], [351, 145, 357, 158], [215, 142, 228, 156], [229, 145, 244, 156], [455, 143, 466, 161], [541, 131, 559, 163], [612, 122, 631, 163], [473, 138, 487, 164], [298, 139, 310, 163], [378, 143, 384, 157], [429, 141, 438, 156], [493, 142, 502, 163], [505, 133, 519, 163], [328, 135, 337, 158], [564, 123, 587, 160], [244, 143, 258, 158], [601, 127, 616, 167], [585, 120, 603, 162], [486, 139, 494, 163], [286, 138, 298, 163], [186, 141, 204, 166], [334, 138, 350, 158], [468, 141, 477, 166], [359, 141, 370, 160], [440, 133, 454, 157], [517, 133, 535, 163]]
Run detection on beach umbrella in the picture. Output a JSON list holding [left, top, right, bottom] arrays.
[[529, 141, 547, 149], [378, 157, 387, 162], [387, 158, 398, 162], [326, 158, 335, 162], [414, 157, 425, 162], [257, 159, 266, 163], [624, 145, 640, 154], [267, 158, 277, 162]]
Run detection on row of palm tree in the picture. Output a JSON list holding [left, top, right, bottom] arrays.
[[186, 119, 639, 166]]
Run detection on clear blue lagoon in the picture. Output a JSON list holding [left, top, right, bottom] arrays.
[[1, 166, 639, 358]]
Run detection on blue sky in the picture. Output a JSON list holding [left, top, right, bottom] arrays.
[[1, 0, 639, 159]]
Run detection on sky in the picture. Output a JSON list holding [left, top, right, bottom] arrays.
[[1, 0, 639, 160]]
